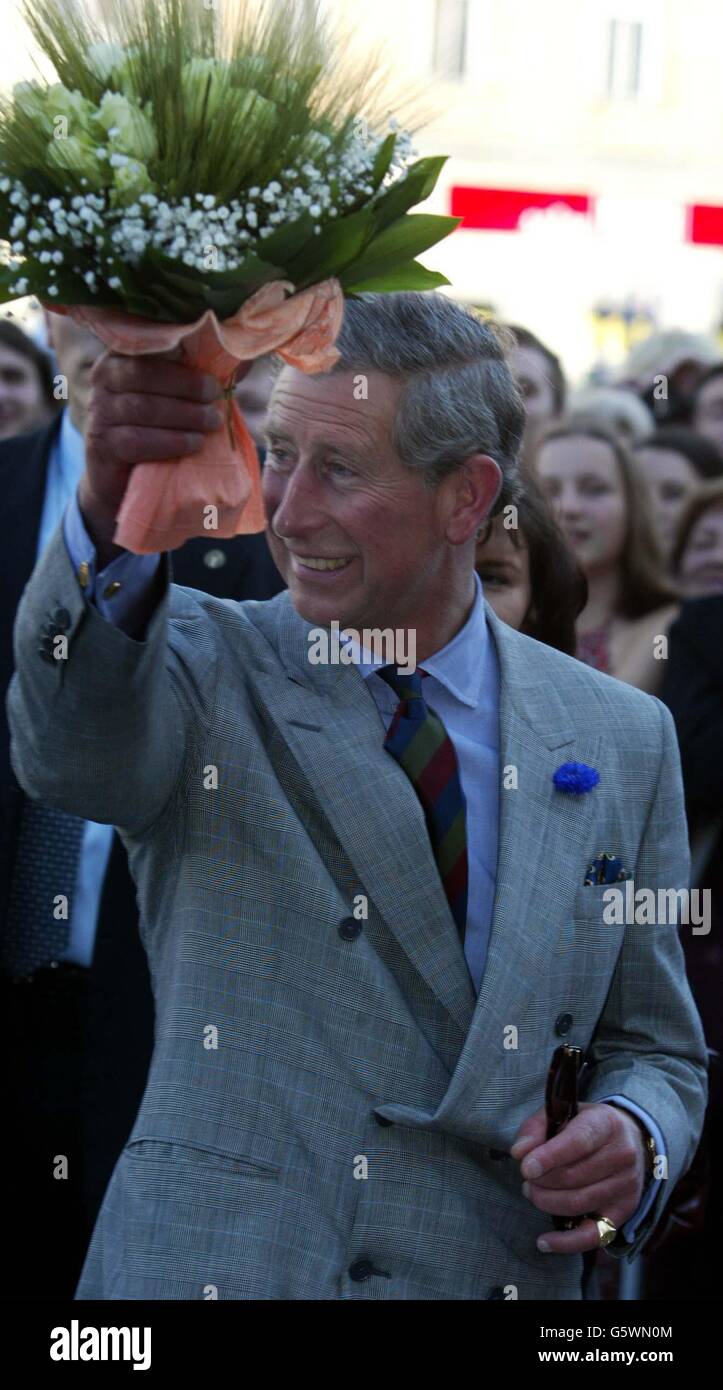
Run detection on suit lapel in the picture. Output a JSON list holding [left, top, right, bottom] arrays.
[[248, 596, 604, 1063], [250, 595, 477, 1039], [430, 608, 604, 1129]]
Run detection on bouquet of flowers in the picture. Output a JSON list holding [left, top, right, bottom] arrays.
[[0, 0, 460, 551]]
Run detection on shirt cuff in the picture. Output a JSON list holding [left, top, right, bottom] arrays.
[[63, 490, 162, 636], [601, 1095, 666, 1243]]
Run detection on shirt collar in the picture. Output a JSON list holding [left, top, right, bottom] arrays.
[[353, 571, 489, 710]]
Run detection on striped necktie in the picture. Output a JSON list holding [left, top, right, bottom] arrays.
[[378, 665, 468, 942]]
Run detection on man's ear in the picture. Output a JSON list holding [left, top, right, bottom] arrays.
[[448, 453, 502, 545]]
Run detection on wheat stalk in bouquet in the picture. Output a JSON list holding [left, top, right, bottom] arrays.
[[0, 0, 461, 552]]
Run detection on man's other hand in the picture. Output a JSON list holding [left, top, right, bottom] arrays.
[[510, 1101, 648, 1253]]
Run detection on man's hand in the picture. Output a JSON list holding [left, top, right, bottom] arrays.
[[79, 348, 225, 564], [510, 1101, 648, 1254]]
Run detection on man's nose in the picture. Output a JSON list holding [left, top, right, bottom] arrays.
[[271, 464, 326, 537]]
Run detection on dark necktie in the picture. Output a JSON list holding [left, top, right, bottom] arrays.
[[1, 798, 85, 977], [378, 665, 468, 942]]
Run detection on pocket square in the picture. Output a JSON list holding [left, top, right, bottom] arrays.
[[583, 851, 629, 886]]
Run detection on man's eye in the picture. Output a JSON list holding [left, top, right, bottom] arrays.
[[266, 447, 292, 466], [326, 461, 354, 478], [477, 571, 508, 587]]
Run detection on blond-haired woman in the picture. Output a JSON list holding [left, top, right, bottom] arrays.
[[536, 420, 679, 694]]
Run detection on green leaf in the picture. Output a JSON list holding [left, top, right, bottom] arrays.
[[125, 245, 285, 319], [343, 260, 451, 294], [370, 132, 397, 191], [338, 212, 460, 286], [371, 156, 449, 231], [255, 212, 316, 266], [284, 206, 377, 287]]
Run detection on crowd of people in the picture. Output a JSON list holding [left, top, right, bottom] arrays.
[[1, 299, 720, 1302]]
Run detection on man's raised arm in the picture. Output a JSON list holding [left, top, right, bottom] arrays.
[[6, 351, 224, 837]]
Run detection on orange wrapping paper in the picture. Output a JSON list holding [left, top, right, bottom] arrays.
[[47, 277, 344, 553]]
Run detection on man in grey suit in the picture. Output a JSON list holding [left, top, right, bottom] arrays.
[[7, 293, 706, 1300]]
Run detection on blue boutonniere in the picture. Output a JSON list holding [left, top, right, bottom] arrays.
[[553, 761, 600, 795]]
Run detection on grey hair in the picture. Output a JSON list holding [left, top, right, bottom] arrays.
[[324, 292, 526, 513], [271, 291, 525, 511]]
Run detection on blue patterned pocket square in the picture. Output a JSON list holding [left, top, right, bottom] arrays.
[[583, 851, 629, 886]]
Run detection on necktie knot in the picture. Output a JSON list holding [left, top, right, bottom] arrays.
[[378, 664, 425, 710]]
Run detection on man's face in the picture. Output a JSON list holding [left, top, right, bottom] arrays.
[[262, 367, 477, 635], [44, 310, 105, 435], [693, 374, 723, 454]]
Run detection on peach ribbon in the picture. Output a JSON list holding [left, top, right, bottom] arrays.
[[47, 277, 344, 553]]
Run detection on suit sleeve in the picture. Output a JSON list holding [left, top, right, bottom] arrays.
[[580, 696, 708, 1260], [6, 515, 214, 837], [63, 489, 162, 638]]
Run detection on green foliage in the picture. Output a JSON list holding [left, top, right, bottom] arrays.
[[0, 0, 461, 317]]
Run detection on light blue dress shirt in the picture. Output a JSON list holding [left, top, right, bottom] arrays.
[[61, 491, 664, 1239], [37, 413, 114, 967]]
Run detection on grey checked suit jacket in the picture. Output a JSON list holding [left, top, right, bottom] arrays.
[[7, 523, 707, 1300]]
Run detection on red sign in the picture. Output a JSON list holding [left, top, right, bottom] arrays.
[[688, 204, 723, 246], [450, 186, 591, 231]]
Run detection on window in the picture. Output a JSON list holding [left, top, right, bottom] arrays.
[[432, 0, 469, 80], [605, 17, 644, 99]]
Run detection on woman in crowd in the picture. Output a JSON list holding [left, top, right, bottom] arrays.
[[474, 470, 587, 655], [670, 479, 723, 599], [566, 384, 654, 446], [633, 426, 723, 560], [615, 328, 721, 426], [536, 420, 679, 693], [503, 324, 566, 470], [0, 319, 57, 441]]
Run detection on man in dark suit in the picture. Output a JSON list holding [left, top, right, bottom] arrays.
[[0, 313, 284, 1300]]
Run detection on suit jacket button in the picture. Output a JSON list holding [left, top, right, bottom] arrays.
[[348, 1258, 374, 1282], [555, 1012, 573, 1036], [338, 917, 362, 940], [53, 607, 71, 629], [373, 1112, 393, 1127], [487, 1285, 506, 1300], [203, 548, 227, 569]]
